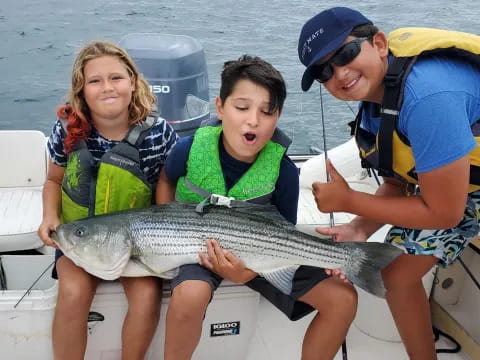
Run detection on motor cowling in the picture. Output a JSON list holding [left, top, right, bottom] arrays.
[[120, 33, 210, 137]]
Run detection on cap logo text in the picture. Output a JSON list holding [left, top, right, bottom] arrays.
[[301, 28, 324, 60]]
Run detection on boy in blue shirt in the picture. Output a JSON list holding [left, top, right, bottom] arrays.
[[298, 7, 480, 359]]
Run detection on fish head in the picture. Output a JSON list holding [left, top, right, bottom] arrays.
[[51, 216, 132, 280]]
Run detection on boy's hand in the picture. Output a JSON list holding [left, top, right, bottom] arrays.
[[312, 159, 351, 213], [324, 268, 351, 283], [199, 239, 257, 284], [37, 218, 60, 248], [315, 223, 368, 243], [316, 222, 366, 282]]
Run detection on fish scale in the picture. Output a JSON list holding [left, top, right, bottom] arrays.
[[135, 219, 346, 265], [52, 202, 404, 298], [131, 212, 348, 262], [123, 209, 345, 268]]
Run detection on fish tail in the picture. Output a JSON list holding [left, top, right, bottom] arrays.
[[342, 242, 403, 298]]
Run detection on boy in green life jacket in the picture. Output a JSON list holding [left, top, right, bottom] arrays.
[[156, 55, 357, 360]]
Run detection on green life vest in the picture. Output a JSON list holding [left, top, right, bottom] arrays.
[[61, 115, 156, 223], [352, 27, 480, 192], [176, 125, 287, 204]]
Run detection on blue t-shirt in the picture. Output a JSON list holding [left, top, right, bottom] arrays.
[[361, 56, 480, 173], [165, 135, 300, 224], [48, 117, 178, 184]]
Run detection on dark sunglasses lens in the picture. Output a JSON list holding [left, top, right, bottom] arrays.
[[332, 40, 361, 67], [313, 64, 333, 83], [312, 39, 365, 83]]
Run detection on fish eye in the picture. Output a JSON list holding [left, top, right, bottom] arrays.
[[75, 226, 88, 237]]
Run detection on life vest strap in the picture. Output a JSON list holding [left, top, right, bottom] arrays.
[[124, 112, 157, 146], [379, 56, 417, 177], [377, 111, 396, 177], [470, 165, 480, 185], [181, 178, 272, 213]]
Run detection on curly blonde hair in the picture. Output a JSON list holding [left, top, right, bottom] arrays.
[[61, 41, 156, 153]]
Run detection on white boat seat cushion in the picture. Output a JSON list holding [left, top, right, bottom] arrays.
[[0, 131, 47, 251]]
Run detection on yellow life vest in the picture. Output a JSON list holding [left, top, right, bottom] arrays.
[[61, 115, 156, 223], [353, 27, 480, 192]]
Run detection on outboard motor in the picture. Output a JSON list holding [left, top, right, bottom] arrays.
[[120, 34, 210, 137]]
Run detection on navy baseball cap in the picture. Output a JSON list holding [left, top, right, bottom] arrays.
[[298, 7, 372, 91]]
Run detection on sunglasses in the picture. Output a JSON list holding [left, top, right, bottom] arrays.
[[312, 37, 369, 83]]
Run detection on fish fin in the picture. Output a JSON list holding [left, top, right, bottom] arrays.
[[122, 261, 154, 277], [235, 204, 282, 216], [128, 258, 180, 279], [258, 266, 300, 295], [341, 242, 404, 298], [156, 267, 180, 279], [125, 258, 157, 276], [151, 202, 290, 225]]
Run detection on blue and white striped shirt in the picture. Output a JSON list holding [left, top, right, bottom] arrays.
[[47, 117, 178, 184]]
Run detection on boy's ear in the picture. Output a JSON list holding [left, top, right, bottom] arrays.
[[372, 31, 389, 58], [215, 96, 224, 121]]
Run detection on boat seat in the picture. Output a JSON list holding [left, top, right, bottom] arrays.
[[0, 130, 47, 252]]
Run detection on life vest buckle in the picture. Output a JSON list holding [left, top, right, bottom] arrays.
[[210, 194, 235, 208]]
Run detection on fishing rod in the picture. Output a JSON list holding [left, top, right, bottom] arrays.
[[14, 260, 55, 308], [319, 84, 335, 228], [319, 85, 348, 360]]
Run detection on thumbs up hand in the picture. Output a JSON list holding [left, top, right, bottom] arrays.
[[312, 159, 351, 213]]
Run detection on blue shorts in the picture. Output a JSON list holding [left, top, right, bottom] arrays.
[[170, 263, 330, 321], [169, 264, 223, 292], [385, 190, 480, 266], [51, 248, 64, 279]]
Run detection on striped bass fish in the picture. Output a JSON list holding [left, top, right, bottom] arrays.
[[51, 202, 403, 298]]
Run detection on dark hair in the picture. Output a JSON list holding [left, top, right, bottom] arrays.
[[350, 24, 379, 39], [219, 55, 287, 114]]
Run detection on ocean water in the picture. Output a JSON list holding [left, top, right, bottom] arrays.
[[1, 0, 479, 153]]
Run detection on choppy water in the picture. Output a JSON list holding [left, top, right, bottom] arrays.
[[1, 0, 479, 153]]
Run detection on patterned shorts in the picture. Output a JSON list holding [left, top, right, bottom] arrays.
[[385, 190, 480, 267]]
